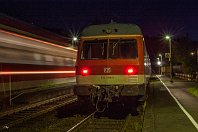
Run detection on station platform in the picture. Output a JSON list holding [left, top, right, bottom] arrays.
[[143, 75, 198, 132]]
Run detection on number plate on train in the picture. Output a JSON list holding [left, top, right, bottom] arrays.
[[101, 76, 115, 79]]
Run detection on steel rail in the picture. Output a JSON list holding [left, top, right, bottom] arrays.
[[67, 111, 96, 132], [0, 93, 74, 118], [0, 95, 77, 130]]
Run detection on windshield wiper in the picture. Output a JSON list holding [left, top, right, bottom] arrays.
[[112, 39, 121, 55]]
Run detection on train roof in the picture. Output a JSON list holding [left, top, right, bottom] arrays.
[[81, 22, 143, 37]]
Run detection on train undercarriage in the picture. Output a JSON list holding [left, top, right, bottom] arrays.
[[75, 84, 148, 112]]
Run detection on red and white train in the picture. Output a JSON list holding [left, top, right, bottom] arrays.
[[74, 22, 151, 110]]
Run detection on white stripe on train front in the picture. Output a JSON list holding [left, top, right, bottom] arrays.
[[76, 75, 145, 85]]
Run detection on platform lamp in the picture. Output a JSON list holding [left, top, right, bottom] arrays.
[[72, 36, 78, 47], [165, 35, 173, 82], [159, 53, 163, 74]]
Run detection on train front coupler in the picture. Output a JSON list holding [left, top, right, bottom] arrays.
[[91, 85, 114, 112]]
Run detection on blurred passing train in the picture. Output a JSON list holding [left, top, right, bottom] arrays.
[[0, 29, 77, 93], [74, 22, 151, 110]]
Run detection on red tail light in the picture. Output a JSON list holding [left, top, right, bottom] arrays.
[[81, 68, 90, 76], [125, 67, 137, 75]]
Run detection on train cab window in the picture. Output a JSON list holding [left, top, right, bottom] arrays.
[[81, 39, 137, 60], [109, 39, 138, 59], [81, 40, 107, 59]]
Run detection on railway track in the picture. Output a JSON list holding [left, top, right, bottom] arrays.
[[0, 94, 77, 130], [0, 93, 146, 131], [67, 103, 146, 132], [67, 113, 143, 132]]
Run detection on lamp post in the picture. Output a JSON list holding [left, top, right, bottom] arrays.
[[72, 37, 78, 47], [159, 54, 162, 74], [157, 57, 161, 74], [157, 58, 161, 65], [159, 54, 162, 65], [165, 35, 173, 82]]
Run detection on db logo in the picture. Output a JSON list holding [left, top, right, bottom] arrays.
[[104, 67, 111, 73]]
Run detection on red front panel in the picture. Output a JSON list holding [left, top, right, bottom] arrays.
[[76, 59, 144, 76], [76, 36, 144, 76]]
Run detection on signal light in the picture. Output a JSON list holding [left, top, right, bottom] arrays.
[[81, 68, 90, 76], [125, 67, 137, 75]]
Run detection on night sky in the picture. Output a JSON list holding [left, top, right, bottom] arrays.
[[1, 0, 198, 40]]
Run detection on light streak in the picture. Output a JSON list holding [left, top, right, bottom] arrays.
[[0, 71, 75, 75], [0, 29, 77, 52]]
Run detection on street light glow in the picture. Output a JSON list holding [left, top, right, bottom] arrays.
[[71, 36, 78, 47], [165, 35, 170, 40], [190, 52, 195, 56], [165, 35, 173, 82], [157, 61, 161, 66], [73, 37, 78, 41]]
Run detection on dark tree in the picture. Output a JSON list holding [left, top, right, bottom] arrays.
[[173, 36, 197, 74]]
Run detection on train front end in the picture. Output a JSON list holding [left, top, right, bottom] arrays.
[[74, 23, 150, 110]]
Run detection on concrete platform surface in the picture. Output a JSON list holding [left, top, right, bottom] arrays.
[[143, 75, 198, 132]]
